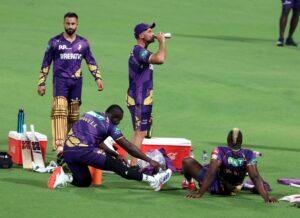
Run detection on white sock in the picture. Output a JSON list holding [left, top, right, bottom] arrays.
[[64, 174, 73, 183], [142, 174, 155, 183]]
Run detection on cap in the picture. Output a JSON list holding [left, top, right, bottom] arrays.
[[134, 22, 156, 39]]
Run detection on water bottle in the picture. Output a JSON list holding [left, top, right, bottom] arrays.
[[253, 151, 262, 157], [17, 109, 24, 133], [202, 150, 208, 164]]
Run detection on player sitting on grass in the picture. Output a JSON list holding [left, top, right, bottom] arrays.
[[182, 128, 278, 203], [48, 104, 172, 191]]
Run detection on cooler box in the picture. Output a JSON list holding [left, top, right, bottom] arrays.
[[141, 137, 192, 170], [8, 131, 47, 165]]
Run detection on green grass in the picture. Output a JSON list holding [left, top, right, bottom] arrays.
[[0, 0, 300, 217]]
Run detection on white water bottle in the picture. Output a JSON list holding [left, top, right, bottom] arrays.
[[164, 33, 172, 38]]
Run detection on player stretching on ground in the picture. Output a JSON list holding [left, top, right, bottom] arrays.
[[37, 12, 104, 154], [182, 128, 278, 203], [127, 22, 166, 166], [48, 105, 172, 190]]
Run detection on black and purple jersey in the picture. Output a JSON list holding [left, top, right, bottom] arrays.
[[65, 111, 123, 148], [127, 45, 153, 105], [38, 33, 101, 86]]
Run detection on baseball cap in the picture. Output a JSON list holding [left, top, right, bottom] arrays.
[[134, 22, 156, 39]]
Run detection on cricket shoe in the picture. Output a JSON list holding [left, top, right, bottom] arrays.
[[286, 38, 297, 46], [276, 38, 284, 47], [47, 166, 67, 189], [182, 179, 197, 191], [151, 169, 172, 191]]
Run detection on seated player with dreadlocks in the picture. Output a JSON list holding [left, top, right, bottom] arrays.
[[182, 128, 278, 203]]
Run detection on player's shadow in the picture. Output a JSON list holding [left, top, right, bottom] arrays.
[[0, 178, 45, 188], [175, 33, 274, 44], [203, 141, 300, 153]]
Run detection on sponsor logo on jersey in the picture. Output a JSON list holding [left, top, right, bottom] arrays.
[[58, 45, 69, 50], [140, 50, 149, 60], [113, 127, 121, 135], [60, 53, 82, 60], [228, 157, 244, 167]]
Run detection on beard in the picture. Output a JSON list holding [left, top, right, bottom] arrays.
[[146, 36, 155, 43], [65, 28, 76, 36]]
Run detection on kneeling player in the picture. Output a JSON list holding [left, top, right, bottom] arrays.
[[47, 104, 172, 191], [182, 128, 277, 203]]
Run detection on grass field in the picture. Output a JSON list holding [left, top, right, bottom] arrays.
[[0, 0, 300, 217]]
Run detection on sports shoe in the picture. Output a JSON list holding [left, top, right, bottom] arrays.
[[47, 166, 67, 189], [286, 37, 297, 46], [151, 169, 172, 191], [276, 38, 284, 46], [182, 179, 197, 191]]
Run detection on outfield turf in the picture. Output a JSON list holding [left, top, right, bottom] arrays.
[[0, 0, 300, 217]]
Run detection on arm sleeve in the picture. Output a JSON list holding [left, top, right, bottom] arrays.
[[38, 40, 54, 86], [84, 41, 102, 81]]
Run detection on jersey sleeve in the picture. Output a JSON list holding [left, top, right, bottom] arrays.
[[108, 124, 124, 141], [38, 39, 54, 86], [211, 147, 222, 161], [246, 150, 257, 165], [84, 40, 102, 81], [135, 47, 152, 64]]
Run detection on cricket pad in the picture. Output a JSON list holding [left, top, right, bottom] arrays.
[[67, 101, 80, 133], [51, 96, 68, 150]]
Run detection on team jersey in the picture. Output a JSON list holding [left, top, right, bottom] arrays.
[[66, 111, 123, 148], [211, 146, 257, 186], [38, 33, 101, 86], [127, 45, 153, 105]]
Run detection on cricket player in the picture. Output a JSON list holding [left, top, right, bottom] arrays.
[[37, 12, 104, 154], [182, 128, 278, 203], [277, 0, 300, 46], [126, 22, 166, 166], [47, 104, 172, 190]]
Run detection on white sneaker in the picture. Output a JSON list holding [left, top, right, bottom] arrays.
[[151, 169, 172, 191], [47, 166, 67, 189]]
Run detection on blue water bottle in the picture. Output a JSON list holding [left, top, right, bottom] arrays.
[[17, 109, 24, 133]]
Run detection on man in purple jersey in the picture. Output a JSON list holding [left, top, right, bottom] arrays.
[[182, 128, 278, 203], [37, 12, 104, 155], [47, 105, 172, 191], [277, 0, 300, 46], [127, 22, 166, 166]]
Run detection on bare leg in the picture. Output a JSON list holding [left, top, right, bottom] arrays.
[[287, 9, 300, 38], [279, 8, 291, 39], [130, 130, 147, 166], [182, 157, 203, 182]]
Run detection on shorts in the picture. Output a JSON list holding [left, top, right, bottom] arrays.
[[127, 104, 152, 131], [63, 146, 107, 185], [53, 76, 82, 103], [281, 0, 300, 10], [197, 167, 222, 194], [197, 167, 243, 195]]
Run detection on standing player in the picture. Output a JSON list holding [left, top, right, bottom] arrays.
[[277, 0, 300, 46], [37, 12, 104, 154], [47, 104, 172, 190], [182, 128, 278, 203], [126, 22, 166, 166]]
